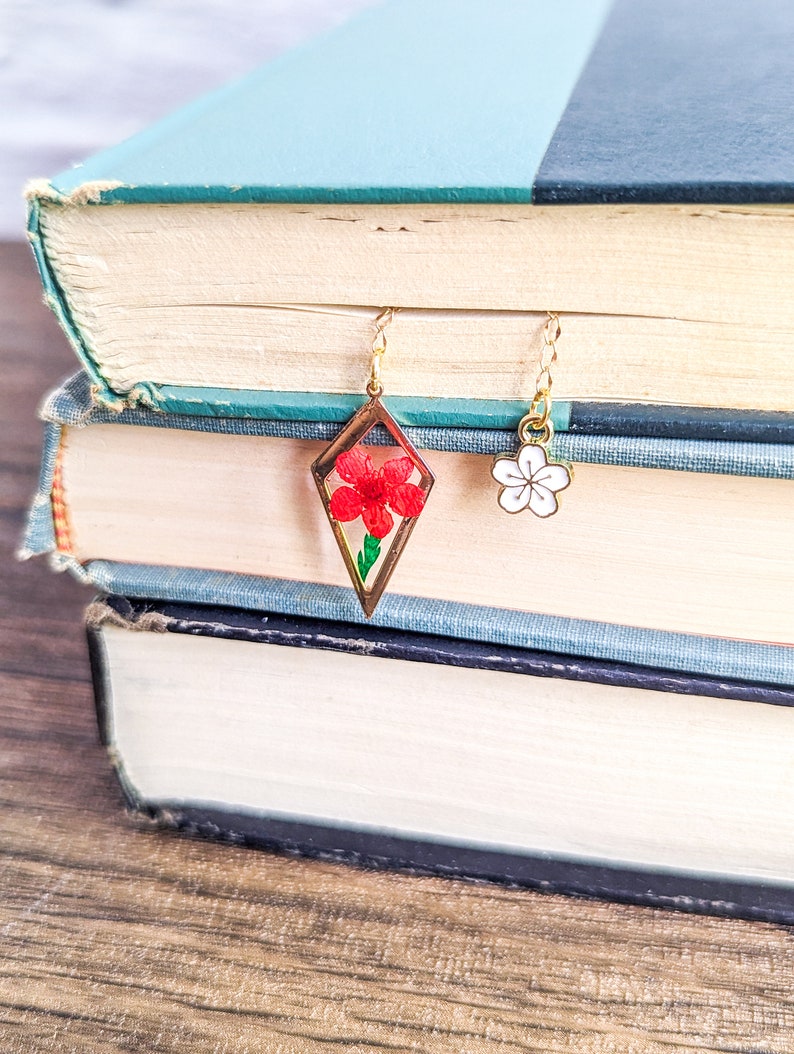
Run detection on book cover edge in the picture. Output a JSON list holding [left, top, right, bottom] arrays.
[[39, 372, 794, 478], [25, 197, 120, 404]]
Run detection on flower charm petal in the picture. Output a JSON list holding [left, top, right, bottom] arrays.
[[491, 442, 572, 518], [381, 456, 414, 485], [527, 483, 559, 518], [362, 502, 394, 539], [492, 457, 527, 487], [389, 482, 426, 517], [329, 486, 364, 522], [517, 443, 547, 481], [336, 447, 374, 483], [532, 462, 572, 492], [498, 483, 532, 513]]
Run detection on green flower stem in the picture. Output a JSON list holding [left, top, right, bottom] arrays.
[[356, 533, 381, 582]]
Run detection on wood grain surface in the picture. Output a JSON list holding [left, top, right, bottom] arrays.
[[1, 241, 793, 1052]]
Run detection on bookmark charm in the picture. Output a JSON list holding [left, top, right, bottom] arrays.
[[492, 431, 571, 517], [492, 312, 572, 517], [312, 309, 434, 618]]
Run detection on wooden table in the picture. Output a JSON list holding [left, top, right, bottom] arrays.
[[1, 241, 792, 1052]]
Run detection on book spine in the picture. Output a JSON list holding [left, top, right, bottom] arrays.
[[26, 196, 119, 406], [18, 419, 60, 560], [17, 418, 92, 582], [26, 197, 163, 410]]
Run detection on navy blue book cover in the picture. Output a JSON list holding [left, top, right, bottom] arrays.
[[88, 596, 794, 926]]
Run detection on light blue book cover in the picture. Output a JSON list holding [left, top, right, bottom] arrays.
[[21, 372, 794, 687]]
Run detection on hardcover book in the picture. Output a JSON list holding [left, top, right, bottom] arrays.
[[88, 596, 794, 925], [22, 372, 794, 685], [25, 0, 794, 422]]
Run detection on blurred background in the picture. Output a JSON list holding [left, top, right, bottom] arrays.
[[0, 0, 377, 238]]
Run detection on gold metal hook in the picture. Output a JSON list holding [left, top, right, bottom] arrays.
[[367, 307, 398, 397]]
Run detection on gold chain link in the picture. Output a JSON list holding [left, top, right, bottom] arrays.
[[366, 307, 560, 437], [367, 307, 398, 397], [518, 311, 560, 443]]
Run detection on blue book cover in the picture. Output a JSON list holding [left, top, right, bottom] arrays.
[[22, 372, 794, 688], [25, 0, 794, 423]]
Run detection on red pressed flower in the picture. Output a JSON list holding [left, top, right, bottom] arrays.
[[328, 448, 426, 538]]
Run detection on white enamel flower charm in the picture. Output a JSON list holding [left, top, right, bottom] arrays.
[[491, 442, 572, 517]]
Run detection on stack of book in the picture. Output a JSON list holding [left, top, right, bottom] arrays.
[[22, 0, 794, 921]]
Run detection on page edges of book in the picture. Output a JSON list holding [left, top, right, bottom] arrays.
[[57, 423, 794, 644], [33, 200, 794, 413]]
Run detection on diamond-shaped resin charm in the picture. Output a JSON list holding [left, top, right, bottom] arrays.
[[312, 396, 434, 618]]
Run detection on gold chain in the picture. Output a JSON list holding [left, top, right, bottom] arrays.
[[367, 307, 398, 397], [517, 312, 560, 444], [366, 307, 560, 434]]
